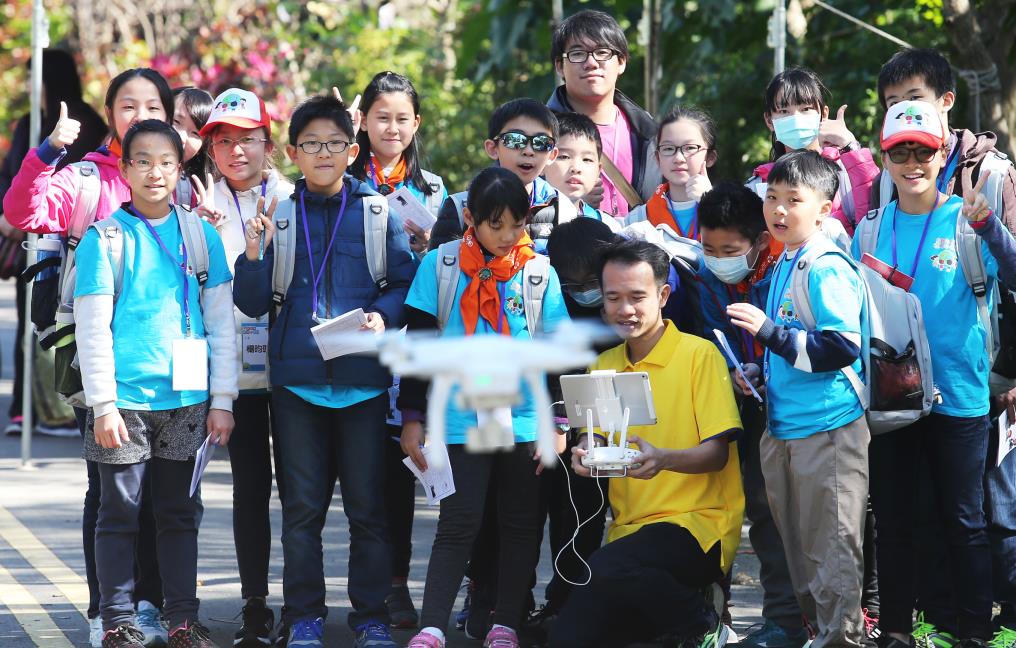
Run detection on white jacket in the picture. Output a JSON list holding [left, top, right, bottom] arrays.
[[214, 171, 295, 391]]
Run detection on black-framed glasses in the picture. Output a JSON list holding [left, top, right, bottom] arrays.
[[125, 159, 180, 173], [296, 139, 352, 154], [884, 145, 940, 164], [495, 131, 556, 153], [211, 136, 268, 150], [656, 143, 708, 158], [562, 48, 618, 64]]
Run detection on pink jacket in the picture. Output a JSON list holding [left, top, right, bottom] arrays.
[[751, 146, 880, 236], [2, 147, 129, 234]]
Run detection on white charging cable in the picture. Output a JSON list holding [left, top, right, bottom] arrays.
[[548, 401, 606, 587]]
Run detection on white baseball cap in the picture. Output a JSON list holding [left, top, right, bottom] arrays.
[[880, 100, 946, 151], [199, 88, 271, 137]]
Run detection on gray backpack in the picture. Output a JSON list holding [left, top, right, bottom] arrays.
[[270, 195, 390, 313], [789, 234, 935, 435], [434, 240, 551, 336], [420, 170, 446, 216]]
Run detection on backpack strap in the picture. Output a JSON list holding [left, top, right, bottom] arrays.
[[67, 161, 102, 250], [877, 170, 895, 211], [271, 198, 297, 313], [976, 151, 1011, 218], [854, 206, 887, 258], [522, 254, 551, 337], [362, 195, 389, 291], [555, 194, 578, 224], [89, 219, 126, 302], [435, 240, 462, 330], [174, 176, 194, 209], [176, 206, 209, 289], [835, 160, 856, 226], [956, 213, 995, 359], [420, 170, 446, 217], [451, 191, 468, 232]]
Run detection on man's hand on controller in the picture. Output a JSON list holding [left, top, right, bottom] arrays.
[[627, 435, 664, 479]]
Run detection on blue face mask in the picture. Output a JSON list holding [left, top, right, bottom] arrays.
[[569, 287, 603, 307], [772, 113, 821, 150]]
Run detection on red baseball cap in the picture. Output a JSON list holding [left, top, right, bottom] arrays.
[[199, 88, 271, 138]]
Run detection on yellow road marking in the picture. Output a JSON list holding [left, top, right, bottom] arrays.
[[0, 559, 75, 647], [0, 505, 89, 620]]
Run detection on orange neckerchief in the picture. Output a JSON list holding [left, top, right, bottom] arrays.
[[108, 138, 122, 159], [370, 154, 406, 190], [645, 183, 698, 239], [458, 227, 536, 336]]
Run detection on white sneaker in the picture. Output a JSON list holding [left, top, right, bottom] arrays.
[[89, 616, 103, 648], [135, 600, 167, 647], [35, 422, 80, 437]]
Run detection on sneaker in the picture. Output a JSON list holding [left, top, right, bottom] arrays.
[[91, 616, 104, 648], [136, 601, 168, 647], [35, 420, 81, 437], [864, 610, 882, 644], [234, 598, 274, 646], [739, 619, 809, 648], [699, 617, 732, 648], [167, 621, 218, 648], [385, 585, 418, 629], [103, 625, 147, 648], [273, 621, 289, 648], [353, 622, 396, 648], [519, 606, 558, 647], [990, 628, 1016, 648], [464, 582, 494, 640], [913, 614, 959, 648], [880, 637, 913, 648], [483, 626, 519, 648], [406, 631, 445, 648], [454, 580, 473, 631], [287, 618, 323, 648], [4, 415, 23, 436]]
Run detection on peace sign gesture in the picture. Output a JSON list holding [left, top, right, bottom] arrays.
[[332, 86, 362, 134], [244, 195, 279, 261], [191, 173, 226, 226], [961, 171, 994, 223]]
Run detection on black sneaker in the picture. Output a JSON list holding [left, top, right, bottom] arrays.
[[519, 605, 559, 647], [234, 598, 275, 647], [167, 621, 218, 648], [273, 621, 289, 648], [385, 585, 419, 630], [102, 625, 147, 648], [878, 636, 914, 648], [463, 583, 494, 640]]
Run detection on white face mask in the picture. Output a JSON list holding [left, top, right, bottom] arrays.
[[703, 244, 762, 284]]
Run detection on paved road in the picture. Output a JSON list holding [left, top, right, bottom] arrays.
[[0, 279, 763, 647]]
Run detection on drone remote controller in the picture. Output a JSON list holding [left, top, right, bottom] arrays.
[[581, 445, 641, 475]]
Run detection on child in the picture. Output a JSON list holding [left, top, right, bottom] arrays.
[[398, 167, 570, 648], [2, 67, 177, 647], [853, 102, 1016, 648], [196, 86, 294, 647], [233, 94, 414, 648], [429, 98, 572, 252], [74, 119, 237, 648], [728, 150, 870, 648], [172, 86, 213, 198], [625, 105, 717, 248], [746, 67, 879, 236], [547, 9, 660, 215], [350, 71, 448, 255], [543, 111, 621, 232]]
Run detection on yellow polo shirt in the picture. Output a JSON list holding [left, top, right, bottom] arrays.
[[593, 320, 745, 573]]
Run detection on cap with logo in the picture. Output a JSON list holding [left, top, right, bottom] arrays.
[[880, 100, 946, 151], [199, 88, 271, 138]]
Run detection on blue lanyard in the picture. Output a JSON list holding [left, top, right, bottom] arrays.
[[128, 206, 192, 336], [229, 179, 267, 236], [496, 281, 507, 334], [763, 244, 808, 380], [890, 194, 940, 280], [665, 193, 698, 239], [299, 187, 349, 318]]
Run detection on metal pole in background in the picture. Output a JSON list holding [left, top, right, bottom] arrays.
[[770, 0, 787, 76], [552, 0, 563, 86], [22, 0, 48, 467]]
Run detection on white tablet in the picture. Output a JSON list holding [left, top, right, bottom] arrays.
[[559, 372, 657, 429]]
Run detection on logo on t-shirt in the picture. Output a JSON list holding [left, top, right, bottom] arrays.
[[931, 238, 958, 273], [777, 292, 798, 323], [504, 280, 525, 317]]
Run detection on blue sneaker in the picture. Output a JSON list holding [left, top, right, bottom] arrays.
[[287, 618, 324, 647], [354, 622, 397, 648], [739, 619, 809, 648]]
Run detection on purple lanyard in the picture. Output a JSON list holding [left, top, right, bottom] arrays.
[[229, 179, 267, 235], [891, 194, 940, 279], [496, 281, 507, 334], [299, 187, 349, 318], [763, 244, 808, 380], [726, 283, 756, 362], [128, 206, 192, 335]]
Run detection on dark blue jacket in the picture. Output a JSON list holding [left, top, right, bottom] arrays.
[[233, 176, 415, 389], [698, 264, 773, 367]]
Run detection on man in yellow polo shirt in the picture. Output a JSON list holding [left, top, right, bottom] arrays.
[[550, 238, 744, 648]]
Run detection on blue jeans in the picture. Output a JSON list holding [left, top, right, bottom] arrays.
[[272, 388, 391, 629], [987, 428, 1016, 617], [869, 413, 992, 640]]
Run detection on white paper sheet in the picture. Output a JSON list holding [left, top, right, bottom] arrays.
[[386, 187, 437, 231], [713, 329, 763, 403], [998, 407, 1016, 468], [310, 308, 376, 360], [189, 435, 216, 497], [402, 443, 456, 505]]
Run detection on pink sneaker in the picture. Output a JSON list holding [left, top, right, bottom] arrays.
[[483, 626, 519, 648], [406, 630, 445, 648]]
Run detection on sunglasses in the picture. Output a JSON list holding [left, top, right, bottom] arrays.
[[884, 145, 941, 164], [495, 131, 556, 153]]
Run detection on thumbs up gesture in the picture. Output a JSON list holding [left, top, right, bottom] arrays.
[[48, 102, 82, 150], [819, 105, 856, 150], [685, 169, 712, 203], [961, 171, 994, 222]]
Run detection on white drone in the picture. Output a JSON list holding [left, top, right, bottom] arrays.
[[375, 323, 603, 468]]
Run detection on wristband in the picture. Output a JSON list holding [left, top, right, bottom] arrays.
[[839, 140, 860, 154]]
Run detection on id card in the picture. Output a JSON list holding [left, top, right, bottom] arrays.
[[241, 320, 269, 372], [172, 338, 209, 391]]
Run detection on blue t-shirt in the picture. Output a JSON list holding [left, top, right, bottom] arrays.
[[406, 248, 570, 444], [75, 207, 233, 411], [667, 196, 698, 238], [850, 195, 998, 417], [765, 244, 866, 439]]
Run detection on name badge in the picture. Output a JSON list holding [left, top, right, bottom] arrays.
[[172, 338, 209, 391], [241, 320, 269, 373]]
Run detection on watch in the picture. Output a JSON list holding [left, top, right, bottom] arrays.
[[839, 140, 860, 154]]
